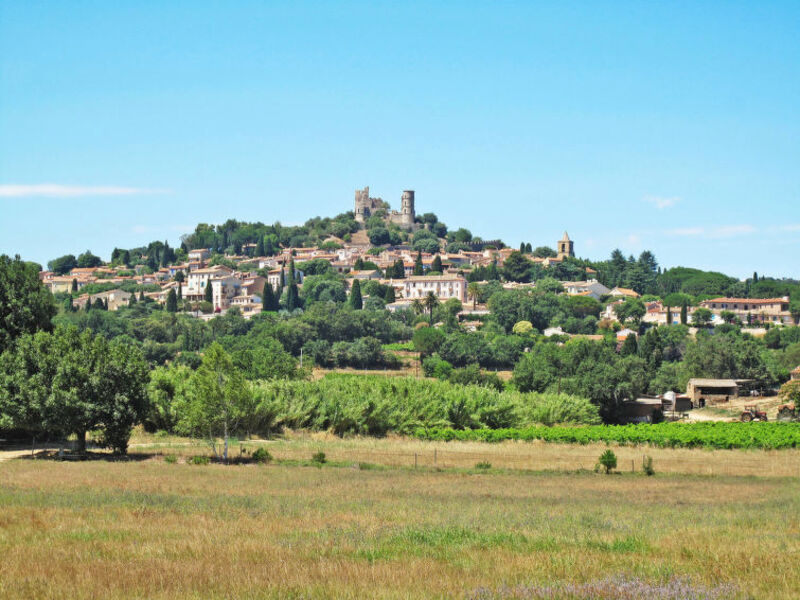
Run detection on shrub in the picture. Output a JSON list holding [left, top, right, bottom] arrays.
[[311, 451, 327, 464], [598, 449, 617, 474], [189, 455, 210, 465], [642, 455, 655, 476], [252, 447, 273, 464], [475, 461, 492, 470], [164, 454, 177, 464]]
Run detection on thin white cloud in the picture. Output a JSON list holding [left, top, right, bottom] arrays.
[[708, 224, 756, 238], [644, 195, 679, 210], [668, 227, 704, 236], [666, 225, 758, 239], [0, 184, 167, 198], [627, 234, 641, 246], [778, 223, 800, 232]]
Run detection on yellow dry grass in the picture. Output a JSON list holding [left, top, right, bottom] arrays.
[[1, 438, 799, 599], [127, 431, 800, 478]]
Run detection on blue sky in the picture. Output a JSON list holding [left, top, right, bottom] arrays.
[[1, 1, 798, 278]]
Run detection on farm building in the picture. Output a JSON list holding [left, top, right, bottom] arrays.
[[686, 379, 739, 407]]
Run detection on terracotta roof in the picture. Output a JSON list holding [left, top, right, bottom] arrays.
[[703, 297, 788, 304]]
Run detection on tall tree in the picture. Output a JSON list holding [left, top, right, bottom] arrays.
[[0, 255, 56, 353], [166, 289, 178, 313], [431, 255, 443, 273], [0, 326, 148, 454], [204, 279, 213, 304], [176, 343, 250, 462], [349, 279, 363, 310], [423, 292, 439, 325], [262, 282, 277, 311], [286, 259, 300, 311], [413, 251, 424, 276]]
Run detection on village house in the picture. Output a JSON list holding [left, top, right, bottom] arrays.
[[561, 279, 610, 300], [699, 296, 792, 325], [401, 274, 467, 303], [609, 287, 641, 299], [74, 289, 132, 311], [187, 249, 211, 262]]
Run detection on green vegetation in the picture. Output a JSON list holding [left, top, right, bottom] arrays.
[[417, 421, 800, 450]]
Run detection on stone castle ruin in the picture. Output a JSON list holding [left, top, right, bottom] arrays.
[[354, 186, 416, 230]]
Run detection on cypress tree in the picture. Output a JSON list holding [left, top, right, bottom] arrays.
[[256, 235, 266, 257], [204, 280, 213, 303], [71, 278, 78, 292], [139, 290, 146, 303], [166, 289, 178, 313], [519, 242, 525, 253], [129, 294, 136, 307], [350, 279, 363, 310], [286, 259, 300, 311], [161, 241, 171, 267], [413, 251, 424, 276], [262, 283, 276, 311], [431, 255, 442, 273], [525, 243, 532, 253], [384, 285, 396, 303], [680, 303, 688, 325]]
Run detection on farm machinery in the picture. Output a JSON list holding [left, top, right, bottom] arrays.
[[740, 405, 768, 422]]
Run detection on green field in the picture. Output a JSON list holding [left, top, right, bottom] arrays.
[[416, 422, 800, 449], [1, 436, 799, 599]]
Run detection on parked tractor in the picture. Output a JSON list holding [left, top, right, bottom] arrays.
[[740, 405, 768, 422], [776, 403, 800, 422]]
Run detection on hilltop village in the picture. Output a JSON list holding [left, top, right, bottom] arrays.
[[39, 187, 797, 333]]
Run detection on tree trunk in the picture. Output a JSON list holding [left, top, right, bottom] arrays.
[[76, 431, 86, 454], [223, 421, 229, 464]]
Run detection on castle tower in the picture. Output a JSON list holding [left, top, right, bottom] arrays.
[[400, 190, 415, 227], [557, 231, 574, 259], [354, 186, 370, 223]]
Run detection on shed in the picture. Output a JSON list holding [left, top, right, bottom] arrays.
[[686, 378, 739, 407]]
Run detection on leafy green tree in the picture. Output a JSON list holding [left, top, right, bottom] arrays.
[[0, 326, 147, 453], [502, 251, 533, 283], [76, 250, 102, 269], [48, 254, 78, 275], [691, 307, 713, 327], [620, 332, 638, 356], [349, 279, 363, 310], [598, 449, 617, 474], [532, 246, 556, 258], [412, 326, 445, 358], [176, 343, 250, 462], [368, 227, 390, 245], [165, 289, 178, 313], [0, 255, 57, 353], [413, 251, 424, 276], [145, 364, 193, 432], [614, 297, 646, 326]]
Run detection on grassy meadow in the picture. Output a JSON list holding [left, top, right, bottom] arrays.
[[1, 435, 800, 598]]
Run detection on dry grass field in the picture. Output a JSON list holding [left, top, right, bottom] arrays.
[[1, 435, 800, 599]]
